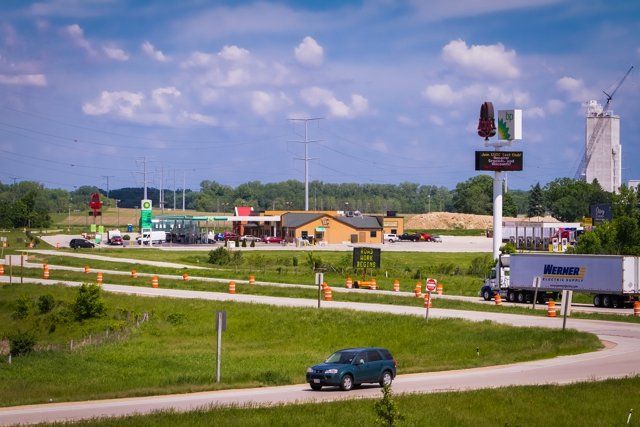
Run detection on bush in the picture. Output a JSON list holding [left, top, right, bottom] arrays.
[[122, 234, 130, 241], [467, 254, 495, 277], [500, 242, 517, 254], [12, 296, 30, 320], [8, 330, 37, 356], [166, 313, 186, 325], [37, 294, 55, 314], [374, 384, 404, 426], [73, 284, 106, 321], [208, 247, 231, 265]]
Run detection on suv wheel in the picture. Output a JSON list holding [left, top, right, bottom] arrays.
[[379, 370, 393, 387], [340, 374, 353, 391]]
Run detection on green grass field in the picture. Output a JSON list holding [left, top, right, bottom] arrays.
[[63, 376, 640, 426], [0, 283, 600, 407]]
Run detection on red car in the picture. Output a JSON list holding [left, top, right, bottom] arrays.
[[263, 236, 284, 244]]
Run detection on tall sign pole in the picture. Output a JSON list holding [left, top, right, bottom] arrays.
[[477, 104, 522, 261]]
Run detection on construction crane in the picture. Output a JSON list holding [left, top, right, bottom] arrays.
[[574, 65, 634, 180]]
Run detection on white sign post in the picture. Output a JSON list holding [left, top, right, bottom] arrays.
[[425, 278, 437, 321], [532, 276, 541, 310], [215, 310, 226, 383], [315, 272, 324, 309]]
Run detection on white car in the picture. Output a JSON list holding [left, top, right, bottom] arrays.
[[240, 235, 262, 242], [431, 235, 443, 243], [384, 233, 399, 243]]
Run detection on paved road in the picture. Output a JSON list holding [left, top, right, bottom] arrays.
[[16, 253, 632, 316], [1, 276, 639, 425], [39, 234, 493, 253]]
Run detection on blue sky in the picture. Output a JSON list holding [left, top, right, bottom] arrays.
[[0, 0, 638, 191]]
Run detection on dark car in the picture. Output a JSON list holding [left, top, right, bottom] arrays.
[[306, 347, 397, 391], [70, 238, 95, 249], [399, 233, 421, 242]]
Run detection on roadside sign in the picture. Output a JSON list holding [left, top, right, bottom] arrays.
[[315, 272, 324, 285], [140, 199, 153, 229], [352, 247, 381, 269], [425, 278, 437, 292]]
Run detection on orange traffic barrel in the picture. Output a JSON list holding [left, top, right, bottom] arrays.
[[229, 281, 236, 294], [370, 278, 377, 290], [43, 264, 50, 279], [28, 242, 33, 249], [494, 292, 502, 306], [393, 279, 400, 292], [182, 272, 190, 281], [151, 275, 159, 288], [96, 272, 103, 286], [131, 269, 137, 278], [0, 264, 4, 276], [423, 293, 432, 308], [414, 282, 423, 298], [436, 283, 443, 295], [322, 281, 328, 290], [84, 265, 90, 274], [248, 275, 255, 286], [345, 277, 353, 288], [633, 301, 640, 317], [323, 286, 333, 301], [547, 300, 557, 317]]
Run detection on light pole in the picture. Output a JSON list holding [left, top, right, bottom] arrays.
[[116, 199, 120, 227], [428, 194, 431, 213]]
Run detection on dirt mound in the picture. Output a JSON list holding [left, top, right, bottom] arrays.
[[406, 212, 558, 230]]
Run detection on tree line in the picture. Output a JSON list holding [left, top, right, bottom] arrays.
[[0, 176, 616, 228]]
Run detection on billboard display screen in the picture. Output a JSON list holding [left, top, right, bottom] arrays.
[[475, 151, 523, 171]]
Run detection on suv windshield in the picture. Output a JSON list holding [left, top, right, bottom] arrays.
[[325, 350, 358, 364]]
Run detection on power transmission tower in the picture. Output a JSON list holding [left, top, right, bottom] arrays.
[[173, 169, 176, 210], [289, 117, 323, 211], [182, 171, 186, 212], [102, 175, 115, 205]]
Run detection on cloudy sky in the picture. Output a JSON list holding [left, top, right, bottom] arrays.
[[0, 0, 638, 191]]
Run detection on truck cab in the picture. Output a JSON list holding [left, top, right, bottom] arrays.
[[481, 266, 510, 301]]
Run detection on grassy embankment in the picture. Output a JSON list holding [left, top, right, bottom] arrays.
[[0, 283, 600, 407], [28, 249, 488, 296], [64, 376, 640, 427], [13, 266, 640, 324]]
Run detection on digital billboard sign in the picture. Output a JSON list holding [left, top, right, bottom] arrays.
[[475, 151, 523, 171]]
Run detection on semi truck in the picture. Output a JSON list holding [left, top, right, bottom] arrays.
[[480, 253, 640, 308]]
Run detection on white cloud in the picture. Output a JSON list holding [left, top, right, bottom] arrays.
[[251, 90, 292, 116], [151, 87, 181, 110], [429, 114, 444, 126], [294, 36, 324, 67], [181, 51, 216, 68], [2, 24, 18, 46], [82, 90, 144, 118], [63, 23, 96, 56], [372, 140, 389, 153], [141, 41, 169, 62], [525, 106, 545, 118], [556, 76, 593, 102], [300, 86, 369, 119], [218, 45, 250, 61], [442, 39, 519, 79], [547, 99, 565, 114], [102, 46, 129, 61], [0, 73, 47, 86], [423, 83, 529, 107], [182, 111, 218, 126]]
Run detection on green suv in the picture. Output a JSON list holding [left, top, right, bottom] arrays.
[[306, 347, 397, 391]]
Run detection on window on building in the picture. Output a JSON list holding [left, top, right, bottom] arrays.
[[390, 229, 397, 234], [301, 231, 308, 239], [370, 231, 377, 238]]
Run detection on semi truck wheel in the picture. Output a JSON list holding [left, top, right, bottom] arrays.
[[482, 289, 492, 301], [603, 295, 613, 308], [507, 291, 516, 302], [593, 294, 602, 307], [516, 292, 525, 303]]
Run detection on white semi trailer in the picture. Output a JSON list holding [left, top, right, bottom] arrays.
[[480, 253, 640, 308]]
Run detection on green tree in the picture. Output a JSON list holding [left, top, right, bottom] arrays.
[[544, 178, 610, 222], [374, 384, 404, 426], [73, 284, 106, 321], [452, 175, 493, 214], [527, 183, 545, 217]]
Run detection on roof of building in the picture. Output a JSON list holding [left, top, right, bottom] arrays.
[[281, 212, 324, 228], [336, 216, 382, 229]]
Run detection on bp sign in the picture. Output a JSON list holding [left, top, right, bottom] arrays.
[[140, 199, 153, 229], [353, 247, 381, 269]]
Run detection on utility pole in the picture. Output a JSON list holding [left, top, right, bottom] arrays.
[[158, 164, 164, 212], [10, 177, 18, 185], [182, 171, 186, 212], [135, 157, 151, 201], [290, 117, 323, 211], [173, 169, 176, 210], [102, 175, 114, 204]]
